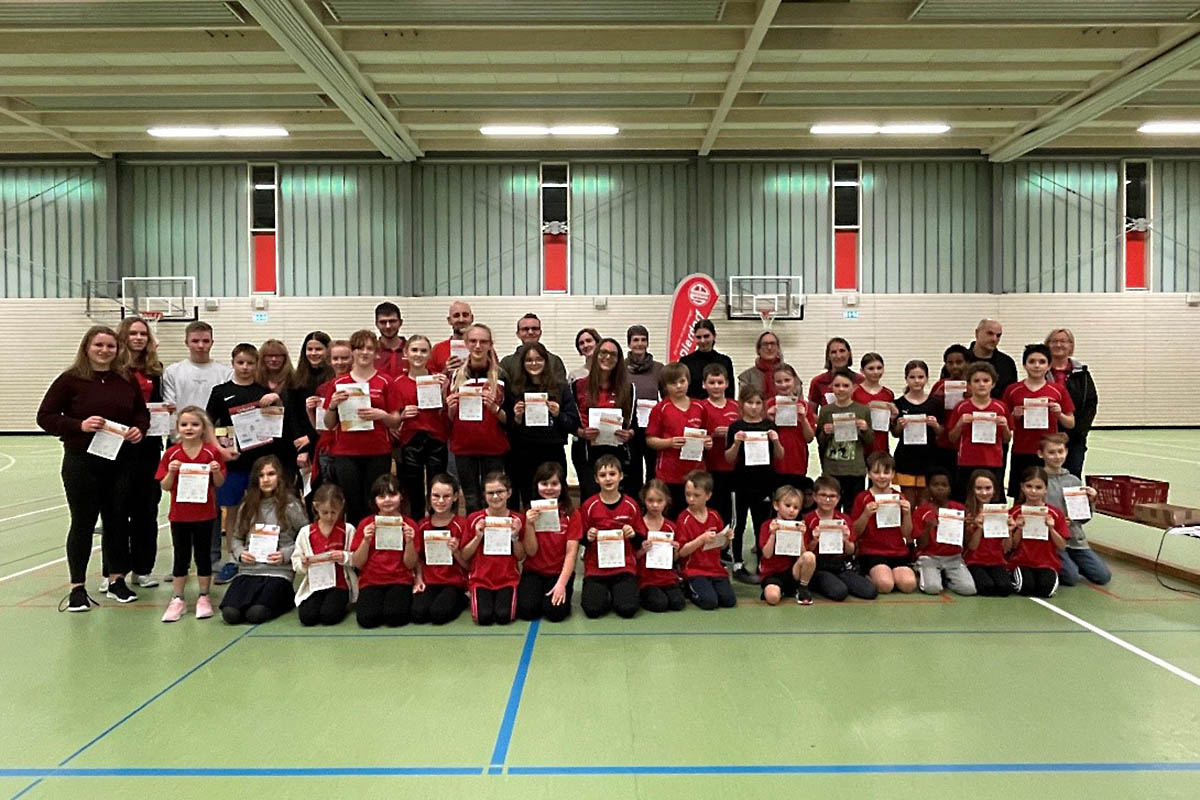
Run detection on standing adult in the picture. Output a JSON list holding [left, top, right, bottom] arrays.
[[574, 338, 635, 499], [808, 337, 862, 410], [38, 326, 149, 611], [569, 327, 600, 383], [373, 301, 408, 378], [1045, 328, 1099, 478], [499, 313, 568, 386], [679, 319, 735, 400], [965, 319, 1018, 399], [737, 331, 783, 397], [285, 331, 331, 486], [446, 324, 510, 511], [505, 341, 581, 508], [257, 338, 298, 484], [624, 324, 663, 496], [428, 300, 474, 376]]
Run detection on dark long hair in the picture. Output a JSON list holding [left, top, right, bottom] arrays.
[[234, 455, 299, 540], [511, 341, 562, 399], [293, 330, 332, 390], [586, 337, 633, 422]]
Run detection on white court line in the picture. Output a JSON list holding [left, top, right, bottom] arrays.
[[1100, 437, 1200, 453], [0, 494, 61, 511], [0, 452, 15, 474], [1088, 445, 1200, 467], [0, 522, 170, 585], [0, 504, 68, 525], [1031, 597, 1200, 689]]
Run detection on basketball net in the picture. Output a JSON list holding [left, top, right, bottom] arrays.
[[140, 309, 164, 336], [756, 302, 777, 331]]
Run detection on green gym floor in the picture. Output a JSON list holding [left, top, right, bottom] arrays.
[[1, 431, 1198, 799]]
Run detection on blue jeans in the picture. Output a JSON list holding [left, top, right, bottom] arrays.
[[1059, 547, 1111, 586]]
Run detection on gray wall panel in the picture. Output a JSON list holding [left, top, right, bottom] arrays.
[[1153, 160, 1200, 292]]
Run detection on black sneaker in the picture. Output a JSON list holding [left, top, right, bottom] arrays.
[[796, 586, 814, 606], [60, 586, 98, 612], [106, 578, 138, 604], [732, 565, 759, 585]]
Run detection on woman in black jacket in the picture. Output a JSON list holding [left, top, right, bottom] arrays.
[[505, 342, 581, 509], [284, 331, 331, 493], [1045, 328, 1098, 478]]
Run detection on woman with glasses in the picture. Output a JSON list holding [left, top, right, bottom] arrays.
[[574, 338, 635, 499], [736, 331, 783, 397]]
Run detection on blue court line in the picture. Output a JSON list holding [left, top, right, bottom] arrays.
[[538, 627, 1200, 638], [489, 619, 540, 770]]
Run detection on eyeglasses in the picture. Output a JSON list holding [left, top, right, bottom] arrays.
[[597, 350, 619, 359], [485, 489, 508, 496]]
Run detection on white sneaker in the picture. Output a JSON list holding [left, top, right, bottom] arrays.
[[133, 574, 160, 588], [98, 577, 109, 593]]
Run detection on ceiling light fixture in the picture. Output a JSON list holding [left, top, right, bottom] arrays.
[[880, 123, 951, 135], [810, 124, 879, 135], [147, 126, 288, 138], [219, 126, 288, 138], [548, 125, 619, 136], [480, 125, 551, 136], [480, 124, 620, 137], [147, 127, 219, 138], [1138, 121, 1200, 134]]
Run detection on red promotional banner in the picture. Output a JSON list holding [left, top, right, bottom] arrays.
[[667, 273, 720, 363]]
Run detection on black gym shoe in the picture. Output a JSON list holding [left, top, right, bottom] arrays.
[[60, 586, 98, 612], [732, 565, 758, 585], [105, 578, 138, 604], [796, 586, 814, 606]]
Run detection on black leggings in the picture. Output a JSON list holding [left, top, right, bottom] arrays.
[[171, 520, 214, 578], [732, 480, 773, 566], [1013, 566, 1058, 598], [61, 449, 133, 584], [832, 474, 865, 513], [330, 454, 392, 529], [220, 576, 294, 625], [640, 584, 686, 612], [455, 454, 507, 513], [356, 583, 413, 628], [968, 564, 1013, 597], [410, 584, 467, 625], [471, 586, 515, 626], [581, 573, 639, 619], [516, 570, 573, 622], [298, 588, 349, 626], [811, 568, 878, 601], [688, 576, 737, 610], [710, 470, 735, 535], [105, 440, 161, 577], [399, 432, 448, 518]]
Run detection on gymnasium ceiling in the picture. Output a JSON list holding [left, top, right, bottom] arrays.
[[3, 0, 1200, 160]]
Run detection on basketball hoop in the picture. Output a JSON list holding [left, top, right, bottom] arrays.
[[140, 310, 164, 323], [755, 297, 777, 331]]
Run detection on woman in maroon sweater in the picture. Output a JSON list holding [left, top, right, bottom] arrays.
[[37, 326, 149, 612]]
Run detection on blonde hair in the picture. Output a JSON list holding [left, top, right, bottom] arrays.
[[67, 326, 128, 381], [255, 338, 293, 388], [116, 316, 163, 377], [174, 405, 213, 439], [452, 323, 500, 395]]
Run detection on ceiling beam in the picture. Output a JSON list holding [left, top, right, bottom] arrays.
[[0, 97, 109, 157]]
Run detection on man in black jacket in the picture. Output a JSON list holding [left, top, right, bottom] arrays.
[[680, 319, 735, 400], [965, 318, 1018, 399]]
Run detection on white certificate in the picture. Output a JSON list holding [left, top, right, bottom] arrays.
[[1021, 506, 1050, 540], [823, 391, 836, 406], [680, 426, 707, 461], [833, 412, 857, 443], [818, 520, 845, 554], [260, 405, 285, 438], [645, 531, 675, 570], [636, 398, 656, 428], [531, 499, 560, 532], [702, 526, 730, 551], [971, 411, 997, 445], [596, 530, 626, 569], [86, 420, 127, 461], [1063, 486, 1092, 521], [423, 530, 453, 565], [231, 404, 266, 450], [248, 524, 280, 562], [307, 561, 336, 592], [869, 402, 891, 432], [902, 415, 928, 445], [449, 339, 470, 364], [936, 508, 965, 547], [590, 408, 623, 447], [176, 463, 210, 504], [774, 520, 804, 557], [483, 517, 513, 556], [458, 385, 484, 422], [982, 504, 1010, 539], [524, 393, 550, 427], [743, 430, 770, 466], [874, 493, 902, 528], [416, 375, 443, 410], [374, 515, 405, 551], [338, 383, 374, 432], [943, 381, 967, 410], [1023, 396, 1049, 430], [774, 396, 798, 427], [146, 402, 176, 437], [314, 400, 328, 431]]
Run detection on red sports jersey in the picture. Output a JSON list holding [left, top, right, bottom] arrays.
[[949, 398, 1011, 468], [699, 398, 739, 473], [350, 514, 418, 588], [853, 385, 895, 456], [313, 379, 339, 455], [963, 504, 1009, 567], [306, 521, 350, 590], [570, 494, 646, 577], [646, 398, 705, 485], [428, 338, 452, 375], [802, 510, 855, 570], [675, 508, 728, 579], [637, 519, 679, 589], [523, 509, 581, 577], [929, 379, 957, 454], [329, 373, 399, 457], [1009, 504, 1069, 571], [851, 489, 909, 558], [766, 395, 816, 475], [414, 515, 469, 589], [132, 369, 154, 403], [913, 501, 967, 558], [374, 340, 409, 379], [1002, 381, 1075, 455], [155, 443, 225, 523], [392, 373, 451, 446], [758, 518, 802, 579], [464, 509, 524, 590], [574, 382, 626, 423], [447, 377, 509, 456]]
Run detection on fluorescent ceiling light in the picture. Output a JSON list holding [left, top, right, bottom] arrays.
[[147, 126, 288, 138], [810, 124, 879, 135], [880, 123, 951, 135], [147, 127, 219, 138], [480, 125, 551, 136], [254, 183, 277, 190], [219, 126, 288, 138], [480, 124, 619, 136], [548, 125, 619, 136], [1138, 121, 1200, 134]]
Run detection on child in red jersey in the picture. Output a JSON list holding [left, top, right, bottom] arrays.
[[572, 455, 646, 619], [1009, 466, 1070, 598], [461, 472, 525, 626], [646, 362, 709, 514], [349, 474, 418, 628], [852, 452, 916, 594], [930, 344, 971, 479], [157, 406, 226, 623], [699, 364, 739, 545], [766, 365, 816, 492], [948, 361, 1012, 502], [636, 479, 684, 613], [393, 335, 450, 517], [410, 474, 469, 625], [805, 476, 877, 602], [912, 467, 976, 596], [962, 469, 1015, 597], [759, 484, 817, 606], [517, 461, 580, 622], [852, 352, 896, 457], [307, 339, 352, 499], [1002, 344, 1075, 499], [446, 324, 509, 512], [292, 484, 356, 627], [675, 471, 736, 610]]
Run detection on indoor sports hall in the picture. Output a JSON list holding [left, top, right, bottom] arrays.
[[2, 2, 1200, 799]]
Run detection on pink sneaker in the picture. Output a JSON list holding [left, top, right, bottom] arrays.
[[195, 595, 213, 620], [161, 597, 186, 623]]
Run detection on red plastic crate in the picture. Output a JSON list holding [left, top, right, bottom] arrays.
[[1086, 475, 1169, 518]]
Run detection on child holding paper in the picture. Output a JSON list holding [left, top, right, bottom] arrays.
[[1039, 434, 1110, 586], [411, 474, 469, 625], [293, 483, 357, 626], [637, 480, 685, 613], [948, 362, 1012, 502], [394, 335, 450, 518], [1002, 344, 1076, 498], [815, 369, 873, 511], [461, 472, 525, 626], [573, 338, 635, 499], [507, 342, 581, 509], [724, 387, 783, 581], [221, 455, 307, 624], [572, 455, 646, 619], [766, 365, 816, 493], [852, 452, 916, 594], [892, 359, 943, 505], [675, 471, 737, 610], [759, 484, 817, 606], [646, 362, 708, 514], [1009, 466, 1070, 597], [804, 476, 877, 601], [962, 469, 1015, 597], [349, 474, 419, 628], [852, 352, 896, 457], [156, 407, 226, 622], [930, 344, 971, 476], [699, 364, 739, 549], [307, 339, 352, 502], [912, 468, 976, 596], [517, 462, 581, 622]]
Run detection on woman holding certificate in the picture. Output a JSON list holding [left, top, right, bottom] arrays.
[[504, 341, 580, 509], [394, 335, 450, 517], [285, 331, 331, 492], [38, 326, 149, 612], [808, 337, 863, 411], [572, 338, 635, 500], [446, 324, 510, 512]]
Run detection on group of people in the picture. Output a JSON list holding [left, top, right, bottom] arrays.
[[36, 302, 1107, 625]]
